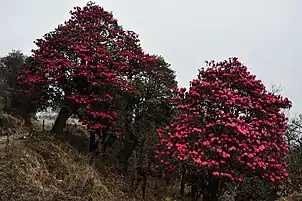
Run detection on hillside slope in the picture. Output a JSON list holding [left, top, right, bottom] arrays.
[[0, 113, 133, 201], [1, 113, 301, 201]]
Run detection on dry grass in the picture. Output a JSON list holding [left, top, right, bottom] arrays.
[[278, 194, 302, 201], [0, 113, 133, 201], [0, 112, 28, 136]]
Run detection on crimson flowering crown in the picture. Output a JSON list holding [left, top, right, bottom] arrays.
[[154, 57, 292, 186], [18, 1, 156, 133]]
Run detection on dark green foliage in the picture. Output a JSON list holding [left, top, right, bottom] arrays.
[[0, 50, 37, 122]]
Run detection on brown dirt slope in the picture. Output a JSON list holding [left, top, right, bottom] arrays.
[[0, 113, 133, 201]]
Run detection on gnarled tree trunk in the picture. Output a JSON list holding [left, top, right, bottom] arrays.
[[51, 103, 79, 135]]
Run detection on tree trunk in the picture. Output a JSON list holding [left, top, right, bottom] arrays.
[[117, 128, 138, 172], [89, 132, 98, 152], [180, 168, 186, 196], [116, 104, 138, 172], [102, 134, 116, 154], [101, 128, 111, 153], [266, 188, 278, 201], [3, 92, 12, 112], [203, 175, 219, 201], [51, 104, 78, 135]]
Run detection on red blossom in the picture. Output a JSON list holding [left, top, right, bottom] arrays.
[[18, 2, 156, 135], [155, 57, 292, 186]]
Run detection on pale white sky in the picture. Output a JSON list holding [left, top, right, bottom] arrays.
[[1, 0, 302, 115]]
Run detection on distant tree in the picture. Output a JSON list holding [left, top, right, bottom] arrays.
[[0, 50, 36, 122], [18, 2, 155, 135], [0, 50, 25, 109], [284, 115, 302, 193], [154, 58, 292, 201]]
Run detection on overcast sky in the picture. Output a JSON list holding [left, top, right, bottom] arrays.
[[1, 0, 302, 115]]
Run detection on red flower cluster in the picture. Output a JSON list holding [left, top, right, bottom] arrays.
[[155, 58, 292, 185], [19, 2, 156, 134]]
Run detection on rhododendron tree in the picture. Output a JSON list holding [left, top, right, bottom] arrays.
[[18, 2, 155, 137], [154, 58, 292, 200]]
